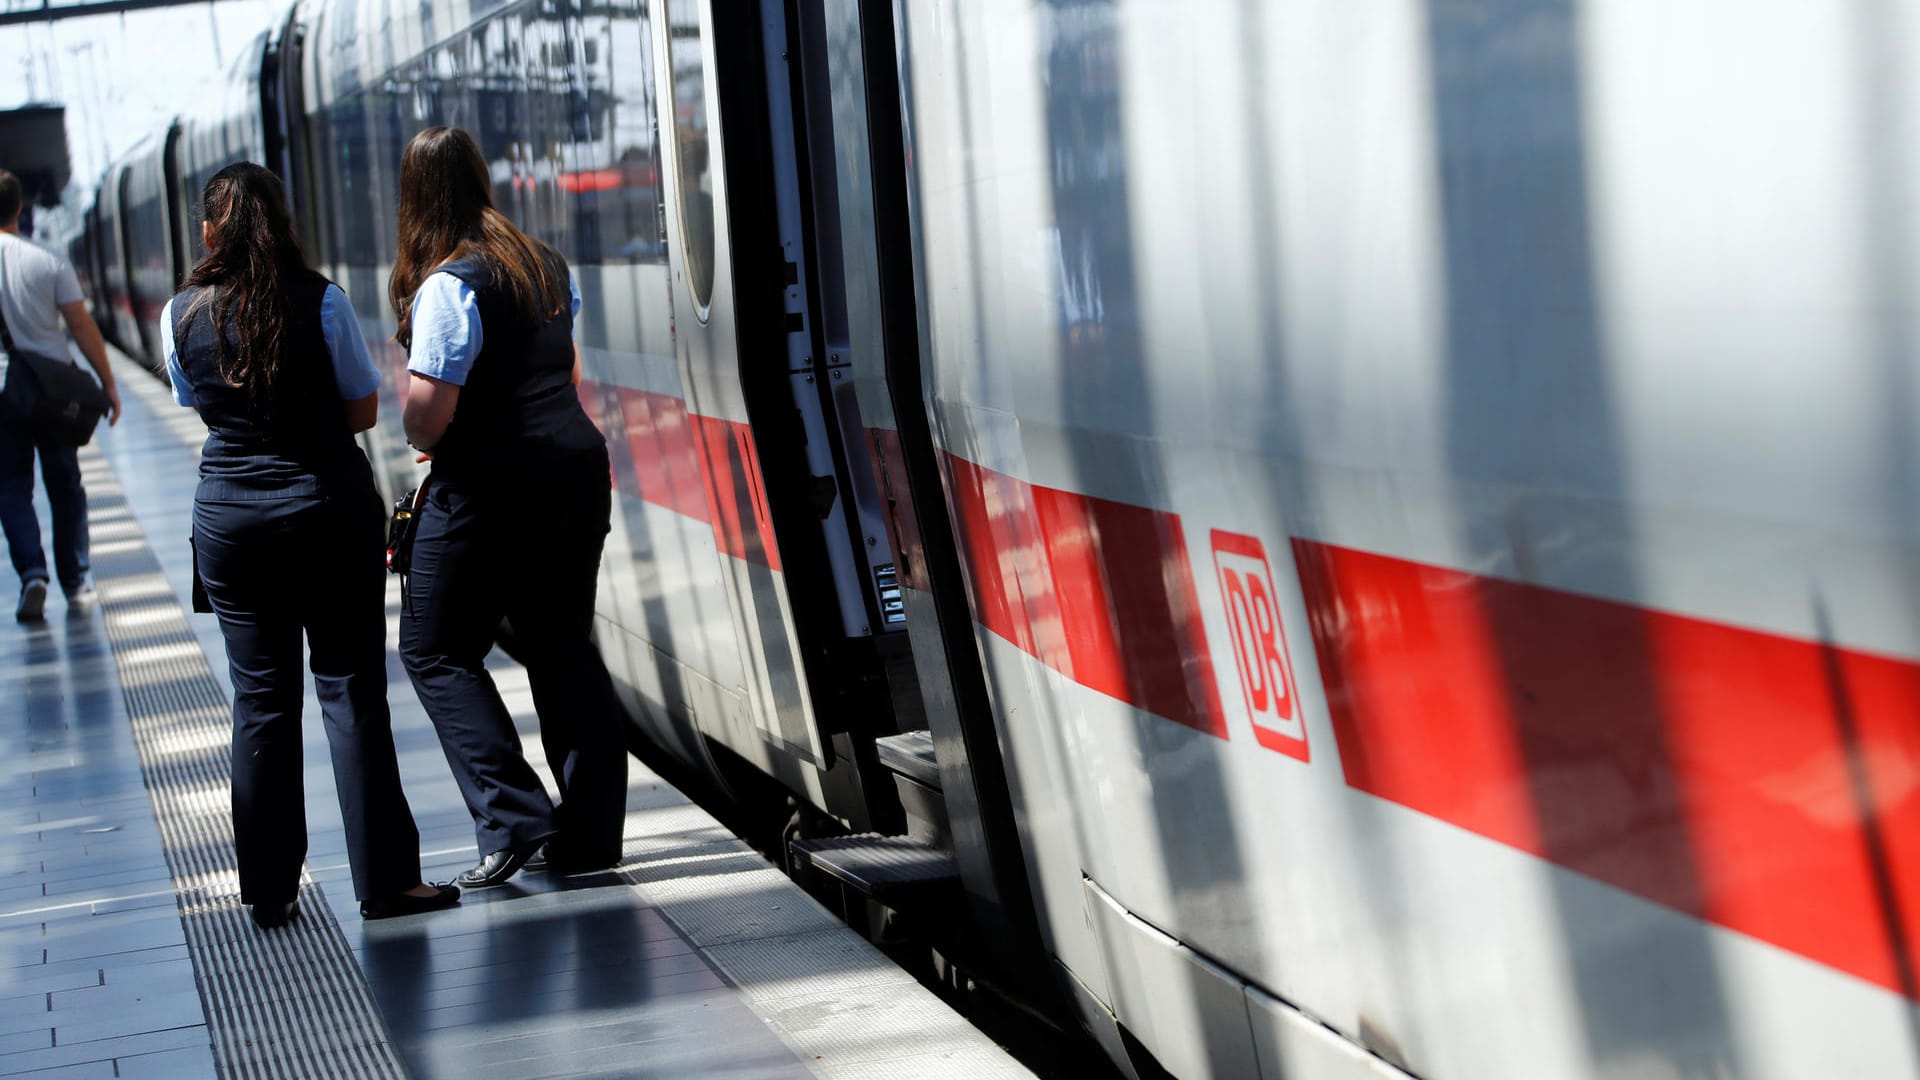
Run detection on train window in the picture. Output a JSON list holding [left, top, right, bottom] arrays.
[[571, 0, 663, 265], [332, 94, 381, 270], [665, 0, 714, 313], [523, 12, 568, 246]]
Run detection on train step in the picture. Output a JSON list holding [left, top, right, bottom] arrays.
[[790, 832, 960, 901], [875, 729, 941, 790], [874, 730, 951, 846]]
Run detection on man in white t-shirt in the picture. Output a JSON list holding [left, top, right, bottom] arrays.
[[0, 169, 120, 622]]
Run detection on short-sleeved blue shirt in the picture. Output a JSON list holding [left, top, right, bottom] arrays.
[[164, 284, 381, 407], [406, 270, 582, 387]]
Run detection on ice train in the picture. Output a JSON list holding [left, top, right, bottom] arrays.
[[71, 1, 1920, 1077]]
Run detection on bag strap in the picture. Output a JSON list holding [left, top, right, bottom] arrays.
[[0, 248, 16, 359]]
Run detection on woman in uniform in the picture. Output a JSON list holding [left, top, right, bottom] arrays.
[[390, 127, 629, 888], [166, 163, 460, 927]]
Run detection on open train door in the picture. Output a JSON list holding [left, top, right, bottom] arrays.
[[685, 0, 1050, 986], [650, 0, 919, 823]]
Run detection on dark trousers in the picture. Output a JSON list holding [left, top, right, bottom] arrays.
[[0, 422, 89, 591], [399, 451, 629, 863], [193, 478, 422, 903]]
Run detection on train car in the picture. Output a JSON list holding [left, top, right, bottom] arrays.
[[171, 31, 277, 270], [95, 156, 141, 358], [62, 206, 94, 321], [78, 198, 111, 334], [83, 1, 1920, 1078], [880, 3, 1920, 1078], [118, 123, 184, 368]]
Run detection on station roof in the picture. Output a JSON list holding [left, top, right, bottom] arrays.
[[0, 105, 70, 206]]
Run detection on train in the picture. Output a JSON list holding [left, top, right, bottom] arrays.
[[66, 1, 1920, 1078]]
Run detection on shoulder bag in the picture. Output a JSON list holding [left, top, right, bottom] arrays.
[[0, 252, 111, 447]]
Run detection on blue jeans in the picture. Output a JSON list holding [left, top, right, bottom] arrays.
[[0, 421, 89, 592]]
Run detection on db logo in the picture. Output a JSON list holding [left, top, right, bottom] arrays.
[[1211, 530, 1308, 761]]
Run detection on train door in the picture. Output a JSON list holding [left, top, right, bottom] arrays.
[[649, 0, 850, 801], [104, 166, 139, 355], [764, 0, 1048, 982], [645, 0, 969, 832]]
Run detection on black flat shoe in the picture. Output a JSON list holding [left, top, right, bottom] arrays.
[[360, 883, 461, 920], [457, 843, 541, 889], [251, 899, 299, 929]]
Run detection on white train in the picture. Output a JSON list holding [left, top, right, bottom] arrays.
[[77, 2, 1920, 1077]]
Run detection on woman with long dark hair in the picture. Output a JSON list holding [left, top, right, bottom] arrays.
[[390, 127, 628, 888], [163, 162, 460, 927]]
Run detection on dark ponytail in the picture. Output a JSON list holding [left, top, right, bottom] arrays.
[[183, 163, 313, 410]]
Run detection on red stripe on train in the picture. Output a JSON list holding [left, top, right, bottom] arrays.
[[943, 455, 1226, 739], [1293, 538, 1920, 999], [583, 392, 1920, 997], [602, 384, 782, 571]]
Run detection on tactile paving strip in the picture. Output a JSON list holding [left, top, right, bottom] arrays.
[[80, 449, 405, 1079]]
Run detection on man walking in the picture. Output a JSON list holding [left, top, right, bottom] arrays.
[[0, 169, 121, 622]]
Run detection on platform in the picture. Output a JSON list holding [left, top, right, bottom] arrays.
[[0, 351, 1033, 1079]]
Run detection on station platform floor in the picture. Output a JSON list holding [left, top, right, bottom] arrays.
[[0, 352, 1032, 1079]]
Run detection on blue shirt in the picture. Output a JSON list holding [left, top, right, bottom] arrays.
[[164, 284, 381, 407], [406, 270, 582, 387]]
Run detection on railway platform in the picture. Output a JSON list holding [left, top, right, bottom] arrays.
[[0, 351, 1032, 1079]]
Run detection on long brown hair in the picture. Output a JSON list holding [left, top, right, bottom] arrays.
[[183, 163, 311, 401], [389, 127, 565, 349]]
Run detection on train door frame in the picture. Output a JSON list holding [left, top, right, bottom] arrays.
[[779, 0, 1054, 993], [105, 165, 137, 355], [160, 123, 187, 328], [272, 6, 325, 276], [649, 0, 915, 828], [652, 0, 829, 780]]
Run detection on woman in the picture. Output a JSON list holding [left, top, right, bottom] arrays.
[[390, 127, 628, 888], [164, 163, 459, 927]]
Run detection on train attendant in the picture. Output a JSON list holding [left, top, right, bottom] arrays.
[[165, 163, 460, 928], [390, 127, 629, 888]]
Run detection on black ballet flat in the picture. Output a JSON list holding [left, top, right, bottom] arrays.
[[360, 883, 461, 920], [456, 843, 542, 889], [251, 899, 300, 929]]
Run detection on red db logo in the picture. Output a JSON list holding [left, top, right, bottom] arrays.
[[1211, 530, 1307, 761]]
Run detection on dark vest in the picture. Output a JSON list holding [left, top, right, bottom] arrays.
[[173, 274, 364, 499], [423, 247, 602, 483]]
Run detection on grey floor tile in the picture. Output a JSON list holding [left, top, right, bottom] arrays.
[[112, 1043, 219, 1079], [95, 957, 196, 997], [41, 922, 186, 965], [35, 906, 183, 940], [0, 996, 50, 1026], [0, 1026, 53, 1053], [0, 886, 50, 910], [0, 965, 105, 999], [391, 968, 730, 1038], [376, 950, 719, 1020], [47, 980, 174, 1013], [50, 996, 207, 1048], [0, 1058, 117, 1079], [83, 892, 182, 918], [425, 1001, 814, 1080], [39, 871, 177, 903], [0, 1009, 56, 1040], [0, 1024, 207, 1074]]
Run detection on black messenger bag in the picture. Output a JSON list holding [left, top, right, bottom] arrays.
[[0, 257, 110, 447]]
